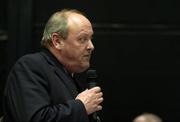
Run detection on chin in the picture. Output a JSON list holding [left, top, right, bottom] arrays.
[[78, 63, 90, 73]]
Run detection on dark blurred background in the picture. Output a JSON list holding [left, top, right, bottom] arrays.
[[1, 0, 180, 121]]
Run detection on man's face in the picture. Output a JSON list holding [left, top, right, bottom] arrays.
[[61, 14, 94, 73]]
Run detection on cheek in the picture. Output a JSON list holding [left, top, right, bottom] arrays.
[[64, 43, 86, 60], [75, 50, 84, 60], [65, 48, 82, 60]]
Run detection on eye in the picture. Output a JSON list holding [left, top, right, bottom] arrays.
[[78, 36, 91, 43]]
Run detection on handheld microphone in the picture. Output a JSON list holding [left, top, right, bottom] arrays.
[[87, 69, 97, 89], [87, 69, 101, 122]]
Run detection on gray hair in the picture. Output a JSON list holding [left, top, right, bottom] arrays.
[[41, 9, 85, 48]]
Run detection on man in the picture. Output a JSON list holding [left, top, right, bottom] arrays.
[[3, 9, 103, 122], [133, 113, 162, 122]]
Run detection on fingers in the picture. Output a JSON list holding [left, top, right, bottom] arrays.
[[96, 105, 102, 111], [94, 91, 103, 111], [89, 86, 101, 93], [96, 92, 103, 98], [90, 87, 103, 105], [95, 94, 103, 105], [76, 86, 103, 114]]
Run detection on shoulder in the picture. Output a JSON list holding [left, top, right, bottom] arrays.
[[18, 52, 43, 64], [12, 52, 46, 71], [7, 52, 51, 83]]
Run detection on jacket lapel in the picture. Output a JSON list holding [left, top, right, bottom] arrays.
[[40, 49, 79, 98], [53, 67, 79, 98]]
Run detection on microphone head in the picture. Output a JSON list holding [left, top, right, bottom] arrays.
[[87, 69, 97, 79], [87, 69, 98, 88]]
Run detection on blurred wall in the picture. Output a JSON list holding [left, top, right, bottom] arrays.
[[0, 0, 8, 116], [1, 0, 180, 121]]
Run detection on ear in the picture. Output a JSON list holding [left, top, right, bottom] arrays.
[[51, 33, 64, 49]]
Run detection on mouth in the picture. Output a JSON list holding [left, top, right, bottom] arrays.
[[83, 54, 91, 60]]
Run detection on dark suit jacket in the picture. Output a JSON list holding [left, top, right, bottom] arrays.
[[3, 48, 89, 122]]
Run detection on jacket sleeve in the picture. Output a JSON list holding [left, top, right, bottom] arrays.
[[5, 55, 89, 122]]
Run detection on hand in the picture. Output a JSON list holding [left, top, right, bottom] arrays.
[[75, 86, 103, 115]]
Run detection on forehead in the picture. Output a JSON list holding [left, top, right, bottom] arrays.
[[67, 13, 93, 35]]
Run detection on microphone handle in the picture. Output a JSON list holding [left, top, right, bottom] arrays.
[[88, 82, 101, 122], [88, 82, 96, 89], [91, 112, 101, 122]]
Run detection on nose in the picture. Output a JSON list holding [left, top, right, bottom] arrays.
[[87, 40, 94, 51]]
